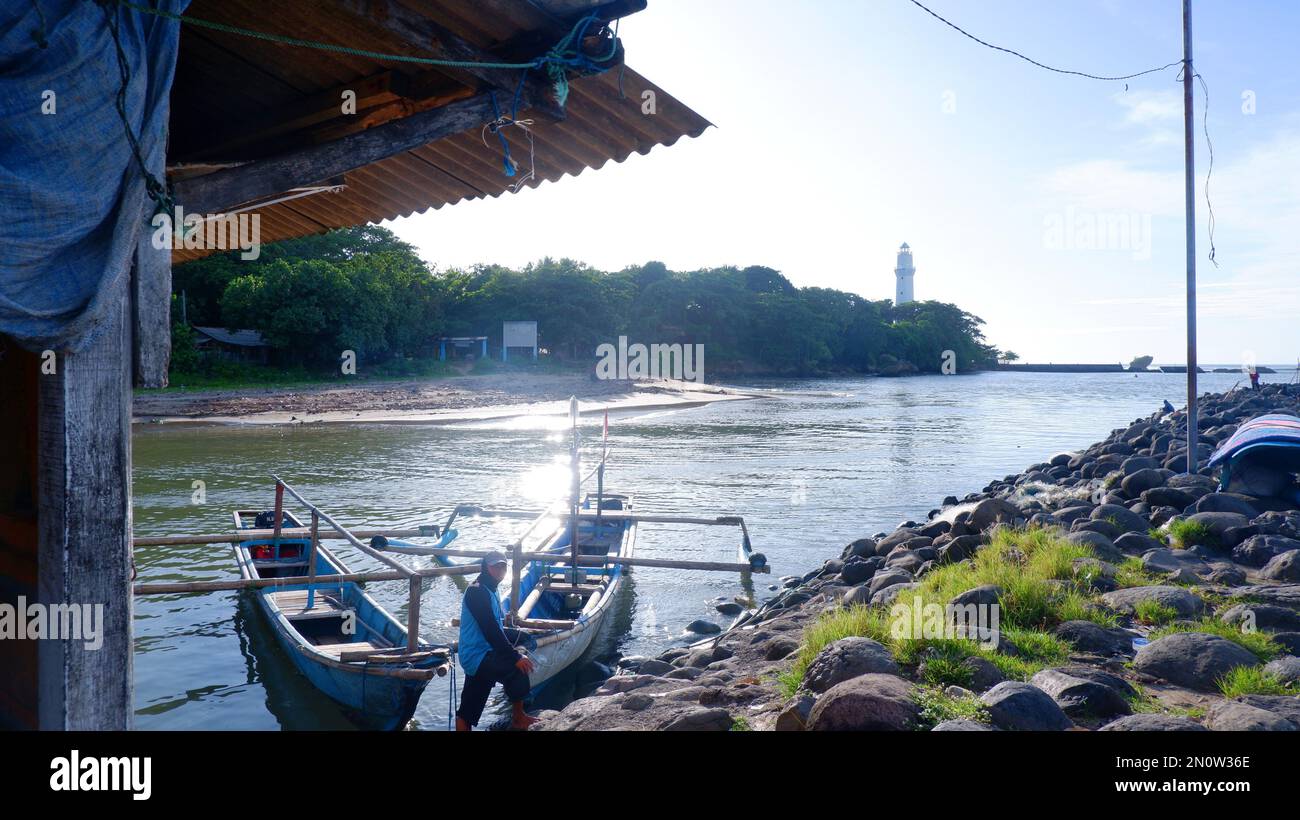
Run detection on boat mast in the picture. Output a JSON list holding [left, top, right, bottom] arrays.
[[569, 396, 581, 585]]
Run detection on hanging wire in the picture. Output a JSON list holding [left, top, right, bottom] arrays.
[[1194, 73, 1218, 268], [907, 0, 1182, 81]]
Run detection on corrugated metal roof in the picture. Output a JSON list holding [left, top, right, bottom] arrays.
[[192, 326, 269, 347], [168, 0, 710, 263]]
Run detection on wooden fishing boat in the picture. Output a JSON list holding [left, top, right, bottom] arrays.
[[508, 492, 636, 688], [231, 509, 449, 730]]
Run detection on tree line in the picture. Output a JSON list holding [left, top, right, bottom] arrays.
[[170, 226, 1009, 378]]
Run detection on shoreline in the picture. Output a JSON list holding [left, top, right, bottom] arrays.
[[535, 384, 1300, 731], [133, 374, 767, 426]]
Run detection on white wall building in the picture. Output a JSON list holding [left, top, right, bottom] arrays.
[[894, 242, 915, 305]]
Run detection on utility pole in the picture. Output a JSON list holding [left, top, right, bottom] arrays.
[[1182, 0, 1199, 473]]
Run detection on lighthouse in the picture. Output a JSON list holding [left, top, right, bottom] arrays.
[[894, 243, 915, 304]]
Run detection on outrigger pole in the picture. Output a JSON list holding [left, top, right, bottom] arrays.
[[568, 396, 581, 586]]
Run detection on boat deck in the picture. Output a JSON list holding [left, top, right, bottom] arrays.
[[268, 587, 348, 619]]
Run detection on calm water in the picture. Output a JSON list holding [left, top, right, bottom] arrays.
[[132, 369, 1291, 729]]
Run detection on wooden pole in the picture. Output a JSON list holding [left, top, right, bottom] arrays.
[[1182, 0, 1200, 473], [271, 481, 285, 556], [306, 510, 319, 610], [407, 575, 422, 653], [272, 475, 413, 577], [132, 525, 441, 547], [133, 564, 477, 596], [519, 552, 765, 573], [511, 538, 523, 617], [569, 396, 580, 585]]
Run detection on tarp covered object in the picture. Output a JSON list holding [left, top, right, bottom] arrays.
[[0, 0, 188, 375], [1208, 413, 1300, 495]]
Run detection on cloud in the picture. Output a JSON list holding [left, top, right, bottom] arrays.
[[1113, 89, 1182, 125]]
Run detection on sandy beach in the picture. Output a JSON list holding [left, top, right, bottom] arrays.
[[132, 374, 763, 425]]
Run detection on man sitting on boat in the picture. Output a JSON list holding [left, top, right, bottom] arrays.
[[456, 551, 538, 731]]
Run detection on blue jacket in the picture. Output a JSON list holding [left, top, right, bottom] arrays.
[[458, 573, 520, 677]]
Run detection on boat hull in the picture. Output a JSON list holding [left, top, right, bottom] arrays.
[[233, 511, 444, 730]]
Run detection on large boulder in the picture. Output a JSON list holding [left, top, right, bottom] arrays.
[[968, 498, 1021, 532], [1055, 620, 1138, 656], [1065, 530, 1123, 563], [1192, 492, 1260, 518], [1234, 535, 1300, 567], [1100, 714, 1207, 731], [868, 569, 913, 597], [806, 674, 920, 731], [1205, 700, 1298, 731], [1262, 656, 1300, 684], [1186, 511, 1251, 547], [1220, 603, 1300, 633], [1114, 532, 1165, 555], [1142, 487, 1196, 509], [1262, 550, 1300, 582], [979, 681, 1073, 731], [801, 637, 900, 693], [1100, 585, 1204, 618], [1090, 504, 1150, 534], [1029, 668, 1131, 719], [1122, 469, 1171, 497], [1132, 632, 1260, 691]]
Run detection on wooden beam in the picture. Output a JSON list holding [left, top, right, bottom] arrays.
[[174, 89, 529, 214], [131, 220, 171, 388], [38, 288, 133, 730], [334, 0, 566, 121], [186, 71, 409, 162]]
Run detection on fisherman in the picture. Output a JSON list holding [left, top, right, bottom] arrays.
[[1250, 369, 1261, 391], [455, 550, 538, 731]]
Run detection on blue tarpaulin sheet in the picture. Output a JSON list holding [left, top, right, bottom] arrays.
[[0, 0, 188, 351], [1208, 414, 1300, 473]]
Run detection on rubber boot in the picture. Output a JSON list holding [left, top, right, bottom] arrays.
[[455, 716, 472, 732], [511, 701, 539, 730]]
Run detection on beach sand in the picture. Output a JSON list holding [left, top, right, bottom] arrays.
[[132, 374, 763, 425]]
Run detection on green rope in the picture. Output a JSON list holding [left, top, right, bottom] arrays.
[[118, 0, 552, 71]]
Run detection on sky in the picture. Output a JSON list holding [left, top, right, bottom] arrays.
[[387, 0, 1300, 366]]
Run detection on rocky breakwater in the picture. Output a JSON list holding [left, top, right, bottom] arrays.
[[535, 384, 1300, 731]]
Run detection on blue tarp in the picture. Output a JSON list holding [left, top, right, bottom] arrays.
[[0, 0, 188, 351], [1208, 414, 1300, 473]]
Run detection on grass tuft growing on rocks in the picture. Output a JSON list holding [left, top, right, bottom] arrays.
[[1115, 556, 1160, 589], [781, 527, 1101, 695], [1133, 599, 1180, 626], [1166, 518, 1217, 549], [1148, 619, 1284, 661], [913, 686, 990, 727], [914, 526, 1107, 629], [1216, 666, 1293, 698]]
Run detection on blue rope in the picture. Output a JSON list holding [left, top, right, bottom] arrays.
[[487, 91, 516, 178]]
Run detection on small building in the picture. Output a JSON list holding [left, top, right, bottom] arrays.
[[502, 320, 538, 362], [437, 336, 488, 361], [192, 325, 270, 363]]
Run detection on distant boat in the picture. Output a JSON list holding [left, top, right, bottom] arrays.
[[232, 509, 448, 730]]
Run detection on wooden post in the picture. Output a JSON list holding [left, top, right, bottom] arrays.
[[271, 481, 285, 557], [511, 538, 523, 617], [406, 575, 421, 653], [306, 510, 319, 610], [36, 293, 133, 730]]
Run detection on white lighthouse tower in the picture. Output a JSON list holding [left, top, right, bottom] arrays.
[[894, 243, 915, 304]]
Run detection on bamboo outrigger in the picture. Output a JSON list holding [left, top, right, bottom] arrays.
[[132, 398, 768, 726]]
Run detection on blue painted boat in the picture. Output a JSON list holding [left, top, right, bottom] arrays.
[[509, 492, 636, 690], [232, 509, 448, 730]]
